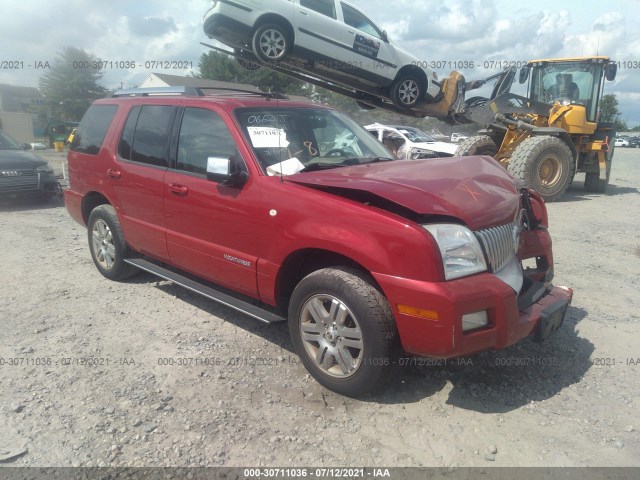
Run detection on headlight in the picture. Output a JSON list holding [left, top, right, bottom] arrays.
[[36, 164, 54, 174], [411, 148, 435, 159], [423, 224, 487, 280]]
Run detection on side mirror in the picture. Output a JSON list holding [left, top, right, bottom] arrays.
[[223, 170, 249, 187], [519, 66, 530, 84], [381, 30, 389, 43], [206, 156, 248, 187], [605, 63, 617, 81]]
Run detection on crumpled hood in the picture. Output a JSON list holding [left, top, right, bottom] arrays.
[[288, 156, 520, 231], [0, 150, 48, 170]]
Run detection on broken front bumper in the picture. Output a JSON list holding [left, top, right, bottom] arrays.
[[373, 269, 573, 358]]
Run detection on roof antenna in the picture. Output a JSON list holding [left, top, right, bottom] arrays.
[[274, 70, 284, 183]]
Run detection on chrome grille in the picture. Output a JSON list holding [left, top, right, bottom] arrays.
[[475, 221, 519, 273], [0, 170, 39, 192]]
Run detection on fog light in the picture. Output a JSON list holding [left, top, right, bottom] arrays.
[[462, 311, 488, 332]]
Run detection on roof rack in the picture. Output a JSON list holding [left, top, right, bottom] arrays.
[[198, 87, 289, 100], [110, 86, 290, 100], [110, 86, 204, 97]]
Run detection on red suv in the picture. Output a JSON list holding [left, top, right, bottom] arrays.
[[65, 86, 572, 396]]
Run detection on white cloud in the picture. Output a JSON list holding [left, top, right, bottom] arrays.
[[0, 0, 639, 123]]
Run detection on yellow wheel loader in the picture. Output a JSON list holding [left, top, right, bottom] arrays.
[[455, 57, 618, 202]]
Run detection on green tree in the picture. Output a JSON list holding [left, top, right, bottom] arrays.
[[198, 51, 308, 96], [39, 47, 107, 121], [599, 94, 620, 123], [598, 94, 629, 131]]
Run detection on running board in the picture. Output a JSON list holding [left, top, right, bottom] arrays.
[[124, 258, 286, 324]]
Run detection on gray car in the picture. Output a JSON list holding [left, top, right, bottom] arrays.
[[0, 130, 60, 200]]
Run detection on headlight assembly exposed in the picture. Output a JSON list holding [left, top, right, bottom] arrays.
[[411, 147, 435, 159], [423, 224, 487, 280]]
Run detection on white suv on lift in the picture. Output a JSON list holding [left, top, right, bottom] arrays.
[[203, 0, 442, 109]]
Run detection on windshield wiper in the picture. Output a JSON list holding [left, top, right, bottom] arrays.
[[299, 162, 347, 173], [342, 157, 394, 165]]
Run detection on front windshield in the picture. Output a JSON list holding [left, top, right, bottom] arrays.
[[395, 127, 435, 143], [0, 130, 22, 150], [235, 107, 393, 175], [530, 62, 603, 121]]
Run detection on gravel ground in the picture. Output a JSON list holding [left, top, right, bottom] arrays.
[[0, 148, 638, 467]]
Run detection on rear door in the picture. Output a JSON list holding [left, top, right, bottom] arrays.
[[294, 0, 349, 60], [163, 105, 260, 297], [110, 104, 177, 261]]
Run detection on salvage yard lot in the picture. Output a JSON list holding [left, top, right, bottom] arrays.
[[0, 149, 638, 467]]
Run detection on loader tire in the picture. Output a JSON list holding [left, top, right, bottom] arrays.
[[508, 136, 575, 202], [455, 136, 498, 157]]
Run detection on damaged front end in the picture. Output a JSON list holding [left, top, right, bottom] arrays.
[[515, 188, 573, 343]]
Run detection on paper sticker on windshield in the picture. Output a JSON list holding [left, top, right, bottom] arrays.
[[353, 34, 380, 59], [247, 127, 289, 148], [267, 157, 304, 176]]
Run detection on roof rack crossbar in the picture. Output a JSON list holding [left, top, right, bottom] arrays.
[[197, 87, 289, 99], [110, 86, 205, 97]]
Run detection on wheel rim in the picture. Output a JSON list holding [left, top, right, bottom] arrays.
[[299, 294, 364, 378], [537, 154, 563, 187], [259, 29, 286, 60], [398, 79, 419, 106], [92, 219, 116, 270]]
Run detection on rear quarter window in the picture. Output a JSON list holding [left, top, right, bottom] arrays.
[[70, 105, 118, 155]]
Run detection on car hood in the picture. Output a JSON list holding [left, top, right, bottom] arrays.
[[0, 150, 48, 170], [411, 141, 458, 155], [288, 156, 519, 230]]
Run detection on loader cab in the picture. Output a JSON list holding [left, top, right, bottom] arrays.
[[525, 57, 616, 123]]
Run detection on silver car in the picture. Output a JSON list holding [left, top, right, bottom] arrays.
[[203, 0, 442, 109]]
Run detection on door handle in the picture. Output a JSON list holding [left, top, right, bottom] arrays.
[[107, 169, 121, 179], [299, 10, 308, 15], [168, 183, 189, 196]]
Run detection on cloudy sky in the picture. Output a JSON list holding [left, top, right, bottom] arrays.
[[1, 0, 639, 125]]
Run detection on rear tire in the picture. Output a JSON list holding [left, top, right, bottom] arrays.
[[252, 23, 291, 63], [508, 136, 575, 202], [455, 135, 498, 157], [288, 267, 397, 397], [87, 205, 139, 281], [391, 74, 424, 109]]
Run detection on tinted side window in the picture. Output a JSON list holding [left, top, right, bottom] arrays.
[[70, 105, 118, 155], [117, 106, 140, 160], [177, 108, 238, 175], [301, 0, 336, 19], [131, 105, 176, 167]]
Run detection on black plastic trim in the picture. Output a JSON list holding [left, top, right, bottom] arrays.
[[124, 258, 286, 324]]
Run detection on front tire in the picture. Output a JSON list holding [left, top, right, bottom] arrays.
[[455, 135, 498, 157], [87, 205, 139, 281], [391, 74, 424, 109], [288, 267, 397, 397], [252, 23, 291, 63], [508, 136, 575, 202]]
